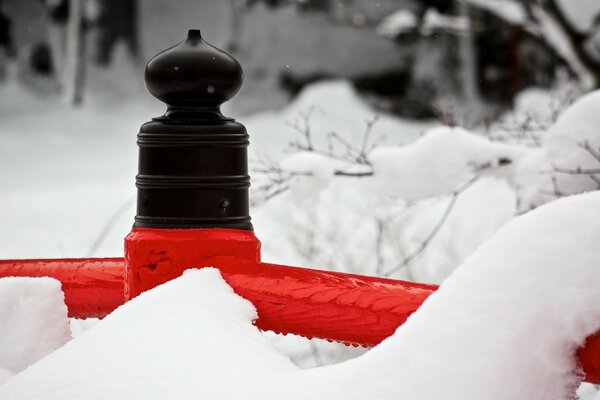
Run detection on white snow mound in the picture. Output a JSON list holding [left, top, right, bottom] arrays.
[[0, 277, 71, 377], [1, 191, 599, 399], [369, 126, 522, 200]]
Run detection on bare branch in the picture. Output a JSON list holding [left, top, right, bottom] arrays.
[[550, 165, 600, 175], [86, 196, 135, 257], [539, 175, 566, 198], [382, 176, 479, 277], [580, 140, 600, 162], [334, 170, 374, 177]]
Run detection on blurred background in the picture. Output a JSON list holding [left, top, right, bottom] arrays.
[[2, 0, 600, 383]]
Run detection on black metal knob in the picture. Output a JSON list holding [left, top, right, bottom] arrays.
[[134, 30, 252, 230], [145, 29, 243, 115]]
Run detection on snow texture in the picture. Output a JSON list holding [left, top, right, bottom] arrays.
[[0, 277, 71, 378], [369, 126, 521, 201], [516, 89, 600, 210], [1, 191, 599, 399]]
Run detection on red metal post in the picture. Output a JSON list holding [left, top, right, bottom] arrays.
[[124, 228, 260, 299]]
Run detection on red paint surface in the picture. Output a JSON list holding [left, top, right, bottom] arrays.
[[204, 256, 436, 347], [1, 254, 599, 383], [124, 227, 261, 299], [0, 258, 124, 318], [579, 334, 600, 383]]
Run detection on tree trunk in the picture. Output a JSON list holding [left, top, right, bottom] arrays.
[[457, 1, 480, 104], [64, 0, 85, 106]]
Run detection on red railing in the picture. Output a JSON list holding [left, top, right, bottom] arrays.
[[1, 256, 599, 383]]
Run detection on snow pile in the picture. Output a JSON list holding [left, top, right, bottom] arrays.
[[369, 126, 522, 201], [516, 90, 600, 210], [1, 191, 599, 399], [279, 152, 339, 200], [245, 80, 434, 156], [544, 90, 600, 189], [0, 268, 298, 399], [0, 277, 71, 384], [340, 190, 600, 399]]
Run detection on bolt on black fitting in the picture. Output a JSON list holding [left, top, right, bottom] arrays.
[[134, 29, 252, 230]]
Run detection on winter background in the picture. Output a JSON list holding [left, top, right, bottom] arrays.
[[1, 0, 600, 398]]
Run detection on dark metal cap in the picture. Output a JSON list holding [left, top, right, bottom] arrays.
[[134, 30, 252, 230], [145, 29, 243, 111]]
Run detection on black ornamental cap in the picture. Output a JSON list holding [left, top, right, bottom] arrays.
[[145, 29, 243, 112], [134, 30, 252, 230]]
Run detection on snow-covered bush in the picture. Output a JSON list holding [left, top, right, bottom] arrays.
[[254, 84, 600, 288]]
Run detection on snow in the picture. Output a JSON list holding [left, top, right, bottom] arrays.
[[344, 190, 600, 400], [396, 177, 516, 283], [0, 277, 71, 379], [465, 0, 527, 25], [545, 90, 600, 173], [377, 9, 418, 37], [376, 8, 469, 38], [279, 152, 339, 200], [515, 89, 600, 210], [245, 80, 434, 156], [556, 0, 600, 33], [1, 191, 599, 399], [369, 126, 522, 201], [420, 8, 470, 36]]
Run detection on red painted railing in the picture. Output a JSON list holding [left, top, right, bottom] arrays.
[[1, 256, 599, 383]]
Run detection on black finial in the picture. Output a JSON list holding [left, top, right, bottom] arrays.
[[144, 29, 243, 118], [187, 29, 201, 40], [134, 30, 252, 230]]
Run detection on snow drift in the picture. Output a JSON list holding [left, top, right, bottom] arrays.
[[1, 191, 599, 399], [0, 277, 70, 384]]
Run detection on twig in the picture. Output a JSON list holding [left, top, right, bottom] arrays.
[[539, 175, 566, 198], [374, 217, 386, 276], [334, 170, 374, 177], [550, 165, 600, 175], [308, 340, 324, 367], [382, 176, 479, 277], [86, 196, 135, 257], [580, 140, 600, 162]]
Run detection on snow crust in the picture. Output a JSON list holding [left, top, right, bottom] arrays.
[[2, 191, 599, 399], [0, 277, 70, 380]]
